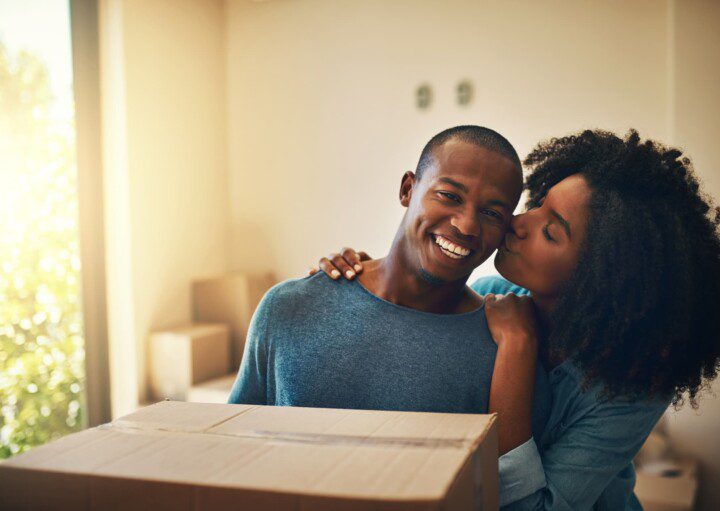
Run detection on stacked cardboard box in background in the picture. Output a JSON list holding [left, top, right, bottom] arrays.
[[634, 429, 699, 511], [149, 323, 230, 401], [148, 272, 275, 404], [193, 271, 276, 370], [635, 458, 698, 511], [187, 373, 238, 404]]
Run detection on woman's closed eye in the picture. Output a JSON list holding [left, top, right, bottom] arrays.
[[543, 224, 555, 242]]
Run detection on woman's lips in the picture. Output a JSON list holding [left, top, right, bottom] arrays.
[[501, 235, 518, 254]]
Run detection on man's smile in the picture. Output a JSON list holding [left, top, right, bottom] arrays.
[[431, 233, 474, 260]]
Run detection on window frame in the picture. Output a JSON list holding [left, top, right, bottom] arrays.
[[70, 0, 111, 427]]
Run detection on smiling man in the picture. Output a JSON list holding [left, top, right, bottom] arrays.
[[228, 126, 549, 427]]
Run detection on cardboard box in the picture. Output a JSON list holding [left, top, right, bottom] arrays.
[[0, 401, 499, 511], [187, 373, 237, 404], [635, 458, 698, 511], [149, 323, 230, 401], [193, 272, 276, 370]]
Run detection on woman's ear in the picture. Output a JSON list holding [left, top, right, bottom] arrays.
[[399, 171, 416, 207]]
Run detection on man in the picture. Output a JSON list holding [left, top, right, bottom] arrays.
[[228, 126, 548, 436]]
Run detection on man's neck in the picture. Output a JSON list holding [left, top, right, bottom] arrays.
[[357, 246, 479, 315]]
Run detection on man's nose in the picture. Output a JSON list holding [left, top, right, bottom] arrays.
[[450, 207, 483, 238], [509, 213, 528, 238]]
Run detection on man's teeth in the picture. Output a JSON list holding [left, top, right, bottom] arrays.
[[434, 235, 471, 258]]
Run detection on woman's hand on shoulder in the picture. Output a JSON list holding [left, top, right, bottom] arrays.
[[308, 247, 372, 280], [484, 293, 539, 355]]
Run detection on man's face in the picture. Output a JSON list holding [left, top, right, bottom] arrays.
[[399, 139, 523, 283]]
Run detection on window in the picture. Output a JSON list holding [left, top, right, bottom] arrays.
[[0, 0, 89, 458]]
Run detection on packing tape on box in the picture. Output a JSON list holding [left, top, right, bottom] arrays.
[[100, 421, 475, 449]]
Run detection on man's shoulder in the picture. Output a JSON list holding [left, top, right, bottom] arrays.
[[261, 272, 350, 310]]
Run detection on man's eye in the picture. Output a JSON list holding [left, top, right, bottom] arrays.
[[542, 225, 555, 242], [438, 191, 461, 203], [482, 209, 502, 220]]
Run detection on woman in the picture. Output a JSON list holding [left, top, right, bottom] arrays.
[[310, 130, 720, 509]]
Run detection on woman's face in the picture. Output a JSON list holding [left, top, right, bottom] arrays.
[[495, 174, 592, 299]]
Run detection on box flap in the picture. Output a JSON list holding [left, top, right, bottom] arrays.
[[112, 400, 254, 432]]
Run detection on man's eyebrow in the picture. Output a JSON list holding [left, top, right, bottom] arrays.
[[550, 209, 571, 238], [438, 177, 468, 193]]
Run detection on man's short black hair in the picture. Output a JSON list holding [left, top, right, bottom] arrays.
[[415, 125, 522, 180]]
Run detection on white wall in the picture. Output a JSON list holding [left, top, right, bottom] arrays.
[[101, 0, 228, 417], [664, 2, 720, 510], [225, 0, 669, 281], [97, 3, 719, 505]]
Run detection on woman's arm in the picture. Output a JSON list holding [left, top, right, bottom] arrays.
[[500, 394, 666, 510], [484, 294, 538, 455], [486, 296, 667, 510]]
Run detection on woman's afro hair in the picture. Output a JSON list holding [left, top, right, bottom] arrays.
[[524, 129, 720, 407]]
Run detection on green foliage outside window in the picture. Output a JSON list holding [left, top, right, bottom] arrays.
[[0, 42, 86, 459]]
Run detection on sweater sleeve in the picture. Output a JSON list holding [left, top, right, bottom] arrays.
[[226, 287, 274, 405]]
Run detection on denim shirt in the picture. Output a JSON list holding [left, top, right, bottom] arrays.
[[471, 276, 668, 510]]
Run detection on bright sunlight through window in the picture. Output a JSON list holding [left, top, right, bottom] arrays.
[[0, 0, 86, 458]]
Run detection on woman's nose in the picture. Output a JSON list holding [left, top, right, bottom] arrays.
[[510, 213, 528, 238]]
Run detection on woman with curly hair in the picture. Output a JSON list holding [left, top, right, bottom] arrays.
[[313, 129, 720, 509]]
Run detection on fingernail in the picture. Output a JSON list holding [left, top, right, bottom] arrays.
[[346, 270, 355, 279], [354, 264, 362, 272], [331, 270, 340, 279]]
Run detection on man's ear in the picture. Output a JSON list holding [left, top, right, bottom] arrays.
[[399, 171, 416, 207]]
